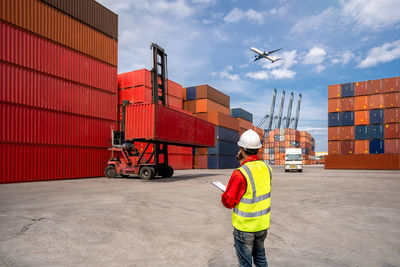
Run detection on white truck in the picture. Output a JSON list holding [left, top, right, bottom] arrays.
[[284, 148, 303, 172]]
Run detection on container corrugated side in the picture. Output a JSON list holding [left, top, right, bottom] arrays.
[[0, 62, 117, 120], [125, 103, 215, 147], [0, 22, 117, 93], [0, 0, 117, 66], [40, 0, 118, 40], [0, 144, 110, 183], [0, 103, 113, 147]]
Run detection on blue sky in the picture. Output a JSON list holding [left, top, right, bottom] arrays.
[[98, 0, 400, 152]]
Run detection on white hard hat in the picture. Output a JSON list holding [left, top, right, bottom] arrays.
[[237, 129, 262, 149]]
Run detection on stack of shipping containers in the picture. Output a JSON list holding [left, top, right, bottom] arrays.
[[117, 69, 193, 169], [263, 129, 316, 165], [0, 0, 118, 183], [326, 76, 400, 169]]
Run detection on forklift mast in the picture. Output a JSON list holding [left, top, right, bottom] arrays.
[[151, 43, 168, 106]]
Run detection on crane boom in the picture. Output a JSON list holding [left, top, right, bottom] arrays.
[[276, 91, 285, 129], [293, 93, 302, 129], [284, 92, 294, 129]]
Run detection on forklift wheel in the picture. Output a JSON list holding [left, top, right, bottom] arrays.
[[140, 166, 155, 180], [105, 165, 117, 178], [160, 166, 174, 178]]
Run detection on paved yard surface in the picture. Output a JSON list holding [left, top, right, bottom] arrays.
[[0, 165, 399, 266]]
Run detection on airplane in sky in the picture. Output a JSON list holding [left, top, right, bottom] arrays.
[[251, 47, 283, 63]]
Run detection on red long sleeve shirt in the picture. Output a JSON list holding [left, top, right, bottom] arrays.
[[221, 155, 260, 209]]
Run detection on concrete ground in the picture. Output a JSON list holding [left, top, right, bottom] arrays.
[[0, 165, 399, 267]]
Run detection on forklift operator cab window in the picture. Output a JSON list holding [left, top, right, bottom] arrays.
[[285, 154, 302, 161]]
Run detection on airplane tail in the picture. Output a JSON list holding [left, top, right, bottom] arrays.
[[273, 58, 282, 63]]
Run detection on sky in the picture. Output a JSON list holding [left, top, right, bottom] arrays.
[[98, 0, 400, 152]]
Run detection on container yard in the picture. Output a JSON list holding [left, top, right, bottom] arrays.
[[1, 0, 400, 266]]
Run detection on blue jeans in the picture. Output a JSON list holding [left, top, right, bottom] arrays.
[[233, 228, 268, 267]]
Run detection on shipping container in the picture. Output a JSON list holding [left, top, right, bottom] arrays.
[[208, 140, 239, 155], [368, 79, 385, 95], [384, 139, 400, 154], [118, 69, 152, 89], [339, 126, 355, 140], [384, 77, 399, 93], [341, 97, 354, 111], [125, 103, 215, 147], [230, 108, 253, 122], [328, 84, 341, 99], [185, 87, 196, 100], [0, 144, 110, 183], [354, 96, 369, 111], [368, 94, 385, 109], [341, 111, 354, 126], [328, 112, 341, 127], [369, 109, 384, 124], [40, 0, 118, 40], [354, 81, 368, 96], [325, 154, 400, 170], [168, 154, 193, 170], [236, 118, 253, 131], [194, 155, 208, 169], [184, 99, 230, 114], [341, 141, 354, 154], [328, 141, 341, 155], [385, 123, 400, 139], [207, 155, 239, 169], [0, 0, 117, 66], [368, 125, 384, 139], [0, 22, 117, 93], [186, 85, 230, 107], [341, 83, 354, 97], [369, 139, 384, 154], [354, 140, 369, 154], [215, 126, 239, 142], [195, 112, 239, 131], [384, 92, 400, 108], [328, 98, 341, 113], [354, 110, 369, 125], [384, 108, 400, 123], [355, 125, 369, 140]]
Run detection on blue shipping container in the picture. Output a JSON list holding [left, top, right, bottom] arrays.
[[369, 109, 384, 124], [270, 154, 274, 160], [302, 148, 309, 155], [369, 139, 384, 154], [208, 140, 239, 155], [368, 125, 384, 139], [341, 83, 354, 97], [341, 111, 354, 126], [270, 148, 275, 154], [355, 125, 368, 140], [208, 155, 240, 169], [274, 135, 279, 141], [230, 108, 253, 122], [186, 87, 196, 100], [215, 126, 239, 142], [279, 147, 285, 153], [328, 113, 341, 127]]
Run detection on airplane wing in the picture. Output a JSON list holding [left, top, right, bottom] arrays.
[[267, 48, 283, 54], [250, 47, 264, 55]]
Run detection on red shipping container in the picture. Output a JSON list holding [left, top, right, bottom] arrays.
[[355, 111, 369, 125], [341, 141, 354, 155], [385, 123, 400, 139], [125, 103, 215, 147], [118, 86, 152, 104], [325, 154, 400, 170], [368, 94, 384, 109], [385, 108, 400, 123], [368, 79, 385, 95], [167, 154, 193, 170], [118, 69, 152, 89], [194, 155, 208, 169], [328, 84, 341, 99], [385, 139, 400, 153], [341, 97, 355, 111], [167, 79, 184, 98], [384, 77, 399, 93], [0, 144, 110, 183], [328, 98, 341, 113], [328, 141, 341, 155], [354, 81, 368, 96], [339, 126, 355, 140], [0, 22, 117, 93], [168, 145, 193, 155], [1, 62, 117, 120], [384, 92, 400, 108], [354, 140, 369, 154], [354, 96, 369, 111]]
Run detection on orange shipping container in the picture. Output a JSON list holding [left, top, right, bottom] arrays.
[[385, 123, 400, 139], [328, 141, 341, 155], [385, 108, 400, 123], [184, 99, 230, 114], [384, 77, 399, 93], [237, 118, 253, 130], [385, 139, 400, 154], [355, 111, 369, 125], [384, 92, 400, 108], [194, 112, 239, 131], [328, 84, 341, 99], [339, 126, 355, 140], [0, 0, 117, 66], [194, 85, 230, 107], [354, 81, 368, 96], [253, 126, 264, 136], [354, 140, 369, 154], [194, 155, 207, 169], [328, 98, 341, 113], [354, 96, 369, 110], [368, 79, 385, 95], [341, 141, 354, 155], [368, 94, 384, 109], [341, 97, 354, 111]]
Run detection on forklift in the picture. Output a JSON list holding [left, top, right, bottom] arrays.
[[104, 43, 174, 180]]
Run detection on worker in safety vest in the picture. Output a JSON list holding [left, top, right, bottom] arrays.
[[222, 129, 272, 267]]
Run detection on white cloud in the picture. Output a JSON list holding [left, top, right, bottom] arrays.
[[358, 39, 400, 68], [291, 7, 337, 34], [192, 0, 216, 5], [270, 68, 296, 79], [304, 47, 327, 65], [224, 7, 265, 24], [246, 71, 270, 80], [342, 0, 400, 31], [331, 50, 355, 65], [313, 65, 326, 73], [215, 65, 241, 81]]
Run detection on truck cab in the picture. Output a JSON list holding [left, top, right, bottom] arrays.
[[285, 148, 303, 172]]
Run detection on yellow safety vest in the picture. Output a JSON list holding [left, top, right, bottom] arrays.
[[232, 160, 272, 232]]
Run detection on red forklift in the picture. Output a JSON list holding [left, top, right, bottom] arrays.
[[104, 43, 174, 180]]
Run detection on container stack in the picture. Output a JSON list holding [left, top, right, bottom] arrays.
[[117, 69, 194, 169], [262, 129, 316, 165], [0, 0, 118, 183], [325, 76, 400, 169]]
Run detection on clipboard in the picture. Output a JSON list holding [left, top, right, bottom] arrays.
[[211, 181, 226, 192]]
